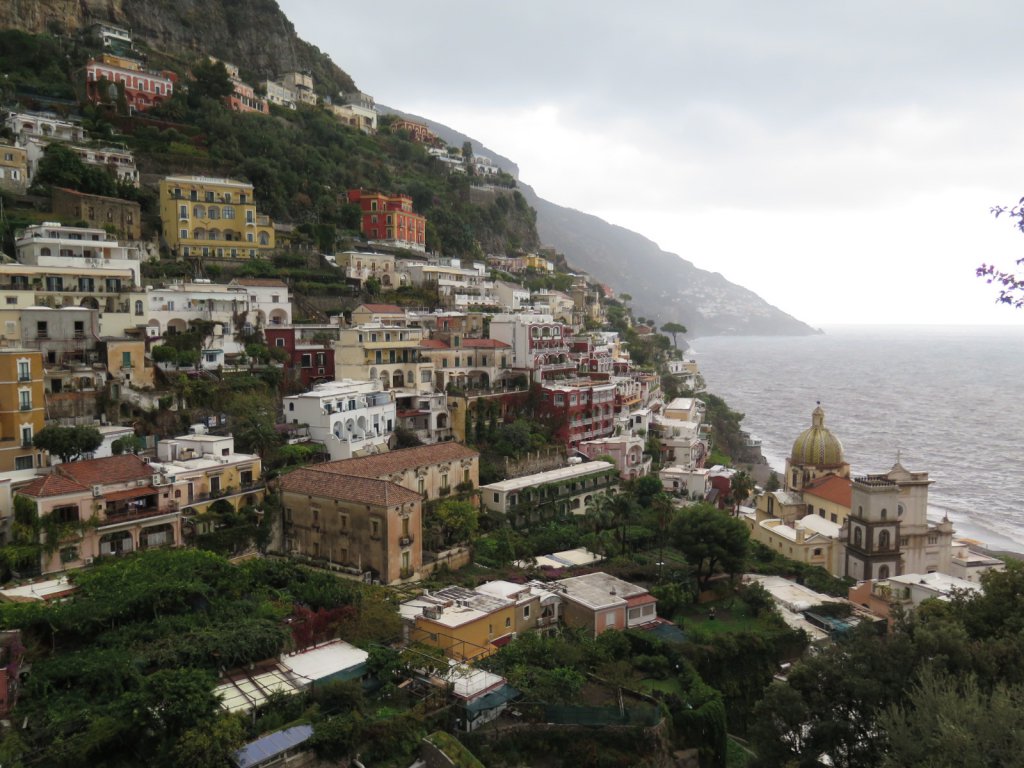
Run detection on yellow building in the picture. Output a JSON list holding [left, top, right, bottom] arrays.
[[101, 338, 154, 389], [0, 349, 45, 474], [149, 429, 263, 518], [0, 143, 28, 195], [159, 176, 275, 260], [400, 586, 517, 662]]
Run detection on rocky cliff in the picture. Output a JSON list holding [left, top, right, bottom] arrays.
[[380, 107, 817, 337], [0, 0, 355, 94]]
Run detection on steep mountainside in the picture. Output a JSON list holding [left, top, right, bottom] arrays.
[[0, 0, 354, 94], [384, 109, 817, 337]]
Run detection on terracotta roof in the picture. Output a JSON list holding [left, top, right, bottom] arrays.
[[280, 469, 420, 506], [17, 474, 89, 498], [233, 278, 288, 288], [462, 338, 510, 349], [57, 455, 155, 486], [803, 475, 852, 507], [357, 304, 404, 314], [316, 443, 479, 479], [419, 339, 449, 349]]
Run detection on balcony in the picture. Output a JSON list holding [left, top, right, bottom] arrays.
[[17, 374, 30, 382], [180, 482, 265, 507], [19, 403, 32, 411], [101, 503, 177, 526], [399, 535, 414, 547]]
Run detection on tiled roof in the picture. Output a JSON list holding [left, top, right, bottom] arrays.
[[17, 474, 89, 498], [803, 475, 852, 507], [357, 303, 404, 314], [316, 443, 479, 479], [418, 339, 449, 349], [233, 278, 288, 288], [462, 338, 510, 349], [57, 454, 154, 486], [279, 469, 420, 506]]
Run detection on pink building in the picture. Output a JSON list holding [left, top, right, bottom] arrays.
[[16, 455, 181, 574], [577, 435, 650, 481], [84, 55, 175, 113]]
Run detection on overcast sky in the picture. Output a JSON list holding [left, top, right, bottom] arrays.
[[280, 1, 1024, 327]]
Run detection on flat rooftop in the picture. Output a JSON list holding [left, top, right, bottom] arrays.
[[481, 462, 613, 493]]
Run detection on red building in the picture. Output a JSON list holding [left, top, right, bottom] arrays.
[[537, 379, 617, 450], [265, 325, 337, 388], [347, 189, 427, 252], [84, 54, 175, 113]]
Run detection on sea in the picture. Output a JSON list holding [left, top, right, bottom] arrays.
[[690, 325, 1024, 553]]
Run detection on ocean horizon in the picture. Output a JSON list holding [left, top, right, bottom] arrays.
[[691, 324, 1024, 553]]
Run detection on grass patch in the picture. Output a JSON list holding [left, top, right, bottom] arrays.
[[674, 597, 774, 637]]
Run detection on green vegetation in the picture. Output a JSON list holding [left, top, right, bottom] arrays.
[[0, 550, 406, 767], [32, 425, 103, 463]]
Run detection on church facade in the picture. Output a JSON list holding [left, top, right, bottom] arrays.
[[748, 404, 954, 580]]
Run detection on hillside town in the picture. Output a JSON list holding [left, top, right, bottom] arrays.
[[0, 14, 1017, 768]]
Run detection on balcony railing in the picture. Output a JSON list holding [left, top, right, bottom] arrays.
[[399, 535, 414, 547], [19, 403, 32, 411], [181, 482, 265, 507]]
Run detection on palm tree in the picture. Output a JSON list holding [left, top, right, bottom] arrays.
[[650, 493, 676, 582], [591, 490, 639, 555]]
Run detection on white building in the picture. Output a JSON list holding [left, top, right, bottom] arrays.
[[400, 260, 497, 309], [4, 111, 87, 144], [479, 462, 619, 518], [282, 379, 396, 461], [262, 79, 297, 109], [660, 465, 710, 499], [229, 278, 291, 327], [493, 281, 531, 312], [15, 223, 142, 285]]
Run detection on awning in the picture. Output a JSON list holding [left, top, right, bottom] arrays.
[[103, 487, 157, 502], [465, 684, 520, 715]]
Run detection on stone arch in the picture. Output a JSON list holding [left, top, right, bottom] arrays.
[[392, 371, 403, 389], [80, 296, 99, 310], [166, 318, 188, 335]]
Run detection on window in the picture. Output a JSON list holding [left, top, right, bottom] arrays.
[[19, 390, 31, 410], [927, 534, 939, 545], [371, 519, 381, 538], [880, 508, 888, 520], [854, 527, 863, 547], [60, 546, 79, 564], [419, 478, 426, 495], [17, 361, 29, 382], [505, 617, 511, 628], [21, 426, 32, 447], [301, 354, 312, 368], [134, 300, 143, 316], [879, 530, 891, 550], [14, 455, 32, 470], [523, 605, 530, 619], [878, 565, 890, 580], [210, 476, 221, 494]]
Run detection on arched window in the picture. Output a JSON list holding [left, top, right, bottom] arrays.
[[258, 232, 269, 245], [791, 469, 798, 487], [134, 300, 143, 316], [897, 504, 904, 517], [878, 565, 890, 580], [881, 508, 888, 520], [40, 247, 51, 256], [207, 206, 220, 220], [193, 204, 205, 218], [854, 527, 863, 547], [222, 206, 235, 219], [879, 530, 891, 550]]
